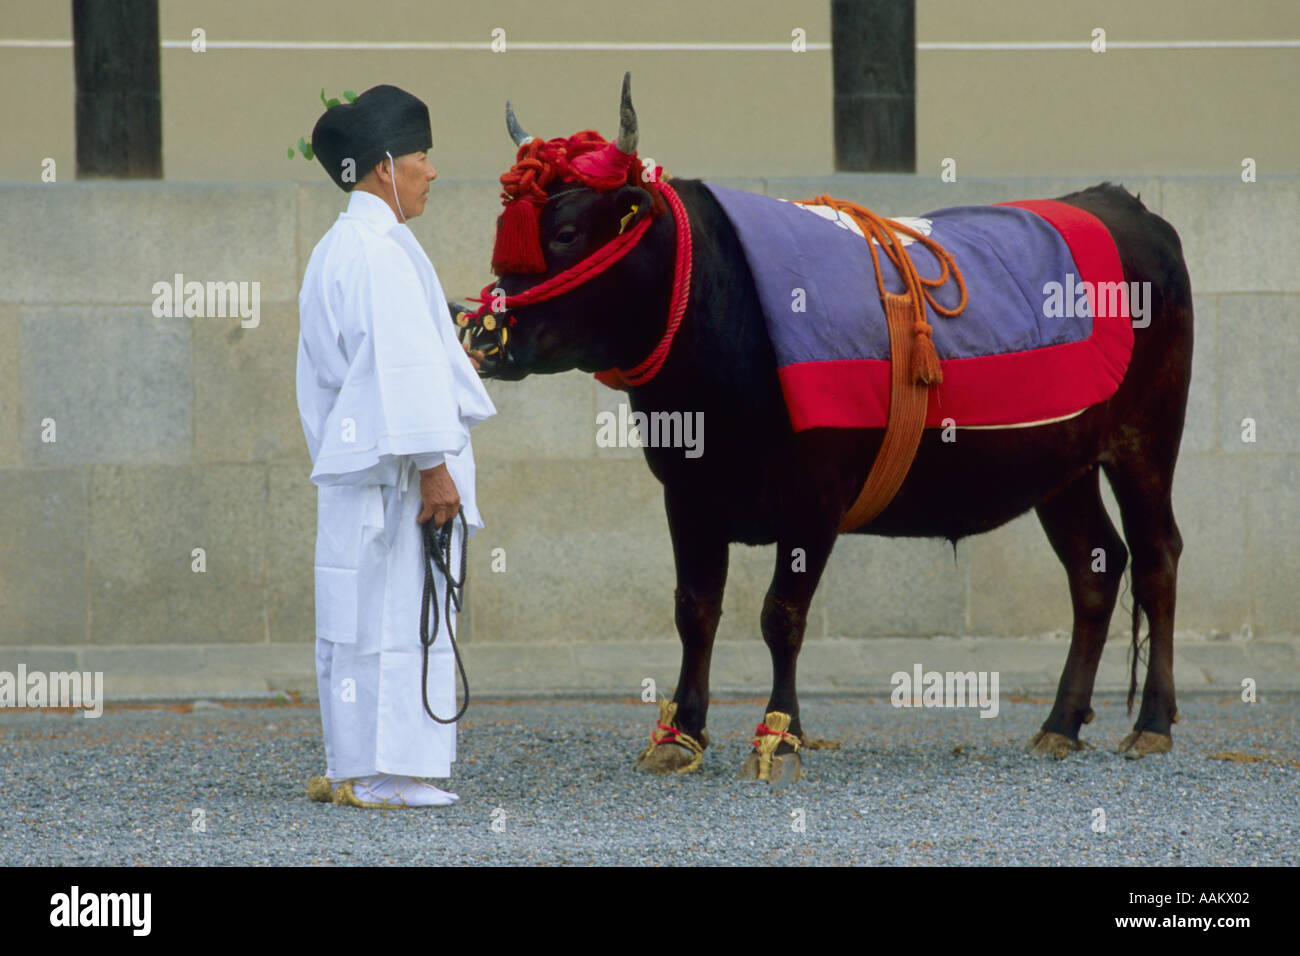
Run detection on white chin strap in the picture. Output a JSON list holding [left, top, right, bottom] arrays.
[[386, 150, 406, 223]]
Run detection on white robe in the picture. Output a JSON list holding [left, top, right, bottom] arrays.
[[296, 189, 496, 779]]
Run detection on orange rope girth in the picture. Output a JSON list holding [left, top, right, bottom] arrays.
[[787, 195, 969, 533], [793, 195, 968, 385]]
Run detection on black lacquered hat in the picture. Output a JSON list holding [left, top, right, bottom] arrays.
[[311, 84, 432, 191]]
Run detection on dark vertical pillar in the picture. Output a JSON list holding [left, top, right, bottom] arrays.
[[831, 0, 915, 172], [73, 0, 162, 178]]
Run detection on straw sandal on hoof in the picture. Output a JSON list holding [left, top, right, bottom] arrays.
[[741, 711, 802, 786], [635, 698, 707, 774], [1117, 731, 1173, 758], [1117, 709, 1177, 758], [1026, 708, 1098, 759], [1027, 731, 1096, 759]]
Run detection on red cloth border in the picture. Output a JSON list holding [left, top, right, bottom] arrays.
[[776, 200, 1135, 429]]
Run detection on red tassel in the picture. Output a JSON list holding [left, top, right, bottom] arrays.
[[593, 369, 628, 390], [492, 198, 546, 275]]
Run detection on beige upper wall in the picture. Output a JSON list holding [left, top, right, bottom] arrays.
[[3, 0, 1297, 182]]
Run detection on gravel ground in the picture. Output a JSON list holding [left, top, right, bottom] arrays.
[[1, 693, 1296, 866]]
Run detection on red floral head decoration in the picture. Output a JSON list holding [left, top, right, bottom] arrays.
[[491, 75, 666, 275]]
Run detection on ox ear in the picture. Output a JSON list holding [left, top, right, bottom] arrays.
[[606, 185, 653, 235]]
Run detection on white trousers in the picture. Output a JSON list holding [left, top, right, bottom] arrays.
[[315, 472, 461, 779]]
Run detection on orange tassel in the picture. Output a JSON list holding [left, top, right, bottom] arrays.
[[492, 198, 546, 275], [911, 322, 943, 385]]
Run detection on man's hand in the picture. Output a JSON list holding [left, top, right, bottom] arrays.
[[463, 341, 484, 371], [418, 463, 460, 527]]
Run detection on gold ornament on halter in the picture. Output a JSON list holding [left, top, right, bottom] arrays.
[[619, 203, 640, 235]]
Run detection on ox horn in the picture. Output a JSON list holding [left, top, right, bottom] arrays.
[[505, 100, 534, 147], [616, 71, 637, 154]]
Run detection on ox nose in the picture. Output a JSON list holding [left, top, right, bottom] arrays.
[[452, 305, 514, 378]]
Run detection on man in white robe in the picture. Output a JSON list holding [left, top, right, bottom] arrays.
[[296, 85, 496, 808]]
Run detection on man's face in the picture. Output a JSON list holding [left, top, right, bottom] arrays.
[[386, 150, 438, 218]]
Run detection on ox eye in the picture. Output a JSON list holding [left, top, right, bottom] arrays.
[[554, 227, 578, 244]]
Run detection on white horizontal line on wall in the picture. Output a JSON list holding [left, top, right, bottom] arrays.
[[168, 40, 837, 51], [919, 40, 1300, 50], [0, 39, 832, 51], [1, 39, 1296, 51]]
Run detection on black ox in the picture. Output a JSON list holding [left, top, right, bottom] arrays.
[[467, 77, 1193, 780]]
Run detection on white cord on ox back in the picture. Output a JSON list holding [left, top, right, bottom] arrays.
[[386, 150, 406, 222]]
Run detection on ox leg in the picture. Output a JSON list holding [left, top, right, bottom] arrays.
[[1028, 467, 1127, 758], [634, 490, 728, 774], [742, 526, 837, 784], [1104, 459, 1183, 757]]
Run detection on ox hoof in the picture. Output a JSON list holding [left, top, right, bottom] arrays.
[[635, 740, 703, 774], [769, 752, 802, 787], [1027, 730, 1095, 759], [1117, 730, 1173, 759], [740, 750, 802, 786]]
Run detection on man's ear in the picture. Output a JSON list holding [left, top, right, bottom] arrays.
[[369, 157, 395, 186], [606, 185, 653, 235]]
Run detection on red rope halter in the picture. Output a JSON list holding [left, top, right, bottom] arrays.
[[594, 181, 691, 389], [464, 132, 692, 390], [465, 214, 653, 318]]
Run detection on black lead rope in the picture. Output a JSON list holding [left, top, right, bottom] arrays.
[[419, 506, 470, 723]]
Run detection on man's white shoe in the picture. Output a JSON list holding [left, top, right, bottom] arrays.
[[334, 773, 458, 808]]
